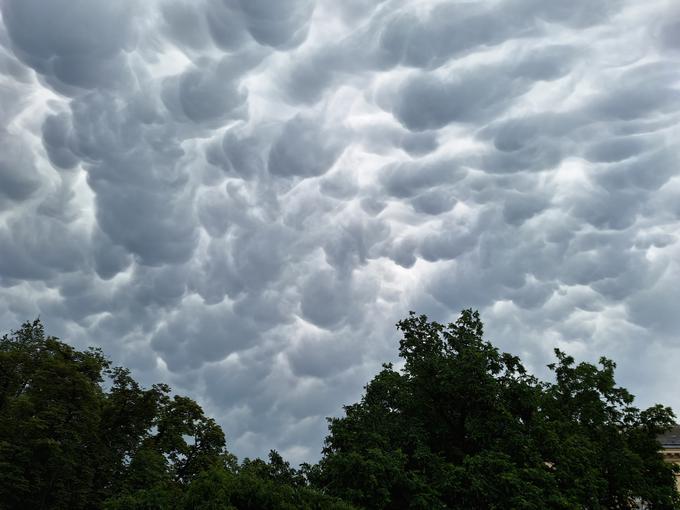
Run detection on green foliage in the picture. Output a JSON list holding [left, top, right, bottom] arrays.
[[181, 455, 353, 510], [541, 350, 680, 508], [0, 319, 355, 510], [316, 310, 680, 509], [1, 314, 677, 509], [0, 320, 110, 509]]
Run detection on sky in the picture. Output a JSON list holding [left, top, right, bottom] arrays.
[[1, 0, 680, 465]]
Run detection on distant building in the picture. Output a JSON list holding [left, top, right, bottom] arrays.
[[632, 427, 680, 509], [659, 425, 680, 488]]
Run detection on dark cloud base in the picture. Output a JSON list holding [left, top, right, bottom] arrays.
[[1, 0, 679, 464]]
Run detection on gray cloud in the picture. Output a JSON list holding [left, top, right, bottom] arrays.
[[268, 115, 348, 178], [1, 0, 679, 467], [390, 44, 577, 131], [1, 0, 136, 93], [381, 158, 465, 198], [0, 132, 41, 206], [0, 214, 88, 282], [161, 58, 250, 126], [238, 0, 315, 49], [658, 18, 680, 53]]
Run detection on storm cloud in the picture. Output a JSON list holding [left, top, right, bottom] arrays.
[[1, 0, 679, 465]]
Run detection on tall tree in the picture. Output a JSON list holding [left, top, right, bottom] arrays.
[[316, 311, 680, 509], [0, 320, 109, 510], [0, 320, 230, 509], [0, 319, 357, 510]]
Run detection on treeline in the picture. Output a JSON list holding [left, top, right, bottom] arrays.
[[1, 311, 678, 509]]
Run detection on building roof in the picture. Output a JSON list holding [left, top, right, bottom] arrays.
[[658, 425, 680, 448]]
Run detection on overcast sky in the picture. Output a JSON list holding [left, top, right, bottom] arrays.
[[1, 0, 680, 464]]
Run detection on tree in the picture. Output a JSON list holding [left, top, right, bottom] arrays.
[[541, 350, 679, 508], [316, 310, 680, 509], [0, 320, 110, 510], [3, 314, 675, 509], [181, 451, 355, 510], [0, 319, 357, 510]]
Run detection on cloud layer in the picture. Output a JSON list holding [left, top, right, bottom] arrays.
[[1, 0, 680, 464]]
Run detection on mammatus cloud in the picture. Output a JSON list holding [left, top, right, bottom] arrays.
[[1, 0, 679, 464]]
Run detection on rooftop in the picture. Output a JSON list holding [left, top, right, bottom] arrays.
[[658, 426, 680, 448]]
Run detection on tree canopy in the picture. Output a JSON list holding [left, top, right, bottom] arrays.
[[315, 311, 680, 509], [0, 319, 352, 510], [1, 313, 678, 509]]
